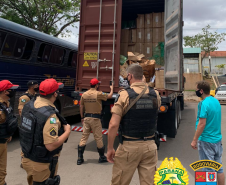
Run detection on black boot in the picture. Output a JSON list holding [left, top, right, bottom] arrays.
[[97, 146, 108, 163], [77, 145, 86, 165], [4, 183, 7, 185]]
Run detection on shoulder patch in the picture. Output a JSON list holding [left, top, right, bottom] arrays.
[[102, 92, 107, 95], [50, 118, 56, 124], [50, 128, 57, 136], [21, 99, 26, 103], [115, 94, 120, 103]]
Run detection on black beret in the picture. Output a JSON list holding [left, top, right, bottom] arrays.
[[27, 80, 38, 87]]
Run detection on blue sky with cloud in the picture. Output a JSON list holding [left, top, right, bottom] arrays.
[[60, 0, 226, 51]]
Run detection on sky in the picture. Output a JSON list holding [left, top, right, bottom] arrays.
[[59, 0, 226, 51]]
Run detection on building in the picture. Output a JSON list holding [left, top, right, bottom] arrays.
[[201, 51, 226, 75], [183, 48, 201, 73], [183, 48, 202, 90]]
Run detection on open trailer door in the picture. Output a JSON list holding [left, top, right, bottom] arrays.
[[164, 0, 183, 91], [76, 0, 122, 92]]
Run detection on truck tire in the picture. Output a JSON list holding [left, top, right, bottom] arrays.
[[157, 99, 178, 138], [180, 95, 184, 111], [177, 100, 181, 126]]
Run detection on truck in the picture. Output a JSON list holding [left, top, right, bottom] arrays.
[[72, 0, 184, 138]]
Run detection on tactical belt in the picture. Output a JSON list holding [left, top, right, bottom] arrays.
[[0, 138, 7, 143], [85, 114, 101, 119], [123, 136, 155, 141]]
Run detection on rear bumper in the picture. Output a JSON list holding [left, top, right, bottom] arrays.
[[215, 96, 226, 101]]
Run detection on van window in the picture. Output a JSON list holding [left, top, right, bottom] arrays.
[[49, 47, 65, 64], [14, 37, 26, 58], [38, 44, 52, 63], [68, 52, 77, 67], [0, 31, 7, 51], [2, 34, 17, 57], [22, 39, 35, 60]]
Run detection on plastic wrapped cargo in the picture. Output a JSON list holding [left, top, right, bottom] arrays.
[[152, 42, 164, 66]]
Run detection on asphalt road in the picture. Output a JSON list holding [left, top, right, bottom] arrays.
[[5, 102, 226, 185]]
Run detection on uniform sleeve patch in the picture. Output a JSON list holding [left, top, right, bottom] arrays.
[[21, 99, 26, 103], [50, 118, 56, 124], [50, 128, 57, 136], [102, 92, 107, 95]]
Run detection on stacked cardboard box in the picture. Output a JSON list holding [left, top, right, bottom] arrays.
[[120, 12, 165, 59], [155, 70, 165, 89], [120, 29, 129, 56]]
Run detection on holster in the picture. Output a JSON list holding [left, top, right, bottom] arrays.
[[45, 156, 60, 185], [55, 112, 68, 143], [155, 131, 160, 150]]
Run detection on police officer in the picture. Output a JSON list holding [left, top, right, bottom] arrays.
[[18, 80, 39, 116], [77, 78, 113, 165], [18, 80, 39, 169], [20, 79, 71, 185], [0, 80, 19, 185], [107, 64, 161, 185]]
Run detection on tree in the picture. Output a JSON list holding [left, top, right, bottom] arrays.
[[184, 25, 226, 73], [215, 64, 226, 74], [0, 0, 80, 37]]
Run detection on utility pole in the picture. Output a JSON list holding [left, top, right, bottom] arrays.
[[209, 54, 211, 74]]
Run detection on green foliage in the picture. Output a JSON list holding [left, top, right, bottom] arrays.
[[215, 64, 226, 69], [0, 0, 80, 37], [184, 25, 226, 59]]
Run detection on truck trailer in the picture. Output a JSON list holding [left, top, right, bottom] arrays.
[[72, 0, 184, 138]]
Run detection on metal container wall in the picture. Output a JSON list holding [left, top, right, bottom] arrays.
[[76, 0, 122, 93], [164, 0, 183, 91], [76, 0, 183, 93]]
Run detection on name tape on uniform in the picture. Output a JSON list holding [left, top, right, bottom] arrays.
[[71, 126, 167, 142]]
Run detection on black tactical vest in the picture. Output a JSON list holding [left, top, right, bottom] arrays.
[[19, 100, 64, 163], [21, 92, 39, 101], [120, 87, 158, 138], [0, 103, 18, 140]]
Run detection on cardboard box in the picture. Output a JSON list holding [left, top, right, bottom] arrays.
[[128, 45, 136, 53], [140, 60, 156, 82], [153, 28, 162, 43], [153, 13, 162, 28], [136, 14, 145, 28], [121, 29, 130, 43], [144, 43, 153, 58], [120, 43, 128, 56], [135, 43, 145, 54], [145, 13, 153, 28], [145, 28, 153, 43], [153, 42, 159, 49], [155, 70, 164, 89], [137, 28, 144, 43], [130, 29, 137, 43], [128, 52, 144, 61], [161, 12, 165, 27], [161, 27, 164, 41]]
